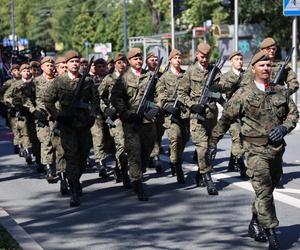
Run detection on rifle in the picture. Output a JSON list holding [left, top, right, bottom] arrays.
[[52, 56, 94, 133], [103, 98, 116, 128], [196, 54, 227, 122], [271, 47, 294, 86], [136, 57, 163, 120]]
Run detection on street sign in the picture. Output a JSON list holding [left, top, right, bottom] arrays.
[[283, 0, 300, 16], [94, 43, 112, 54]]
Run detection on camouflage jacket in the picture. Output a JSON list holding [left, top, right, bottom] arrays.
[[3, 78, 36, 114], [111, 67, 165, 122], [42, 72, 99, 128], [35, 75, 55, 111], [210, 80, 299, 146], [177, 62, 222, 120], [0, 78, 16, 104]]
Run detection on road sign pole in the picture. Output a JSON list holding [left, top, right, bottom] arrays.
[[234, 0, 238, 51], [292, 16, 298, 104], [123, 0, 127, 54], [171, 0, 175, 50]]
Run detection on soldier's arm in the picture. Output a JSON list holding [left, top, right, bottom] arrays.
[[42, 78, 59, 118], [282, 96, 299, 132], [177, 68, 194, 107], [3, 82, 16, 106], [285, 65, 299, 95], [111, 76, 129, 117], [154, 75, 167, 108], [209, 90, 243, 146], [23, 81, 37, 113], [98, 76, 110, 113]]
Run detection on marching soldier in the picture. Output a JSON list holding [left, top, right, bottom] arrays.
[[55, 56, 68, 76], [159, 49, 189, 183], [42, 50, 99, 206], [177, 43, 219, 195], [208, 51, 299, 249], [106, 57, 115, 74], [111, 48, 165, 201], [100, 52, 131, 187], [218, 51, 246, 177], [30, 61, 41, 78]]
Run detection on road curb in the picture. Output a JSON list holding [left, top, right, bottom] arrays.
[[0, 208, 43, 250]]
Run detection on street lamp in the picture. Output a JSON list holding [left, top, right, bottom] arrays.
[[84, 41, 90, 59]]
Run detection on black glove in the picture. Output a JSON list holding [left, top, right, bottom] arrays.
[[144, 106, 160, 121], [56, 113, 74, 125], [206, 145, 217, 165], [126, 113, 140, 123], [164, 103, 178, 115], [104, 107, 116, 118], [33, 110, 48, 122], [269, 125, 288, 142], [190, 104, 202, 114], [12, 97, 22, 107]]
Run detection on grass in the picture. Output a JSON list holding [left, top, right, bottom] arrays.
[[0, 224, 22, 250]]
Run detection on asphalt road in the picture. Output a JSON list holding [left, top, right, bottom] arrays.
[[0, 122, 300, 250]]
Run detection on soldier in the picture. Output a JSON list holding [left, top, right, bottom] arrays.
[[30, 61, 41, 78], [208, 51, 299, 249], [0, 64, 22, 154], [146, 52, 164, 173], [55, 56, 68, 76], [100, 52, 131, 187], [89, 58, 111, 177], [79, 57, 88, 75], [177, 43, 220, 195], [4, 64, 41, 165], [106, 57, 115, 74], [42, 50, 99, 206], [34, 56, 57, 182], [218, 51, 246, 177], [260, 37, 299, 95], [111, 48, 165, 201], [159, 49, 189, 183]]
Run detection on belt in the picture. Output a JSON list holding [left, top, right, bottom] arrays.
[[242, 136, 269, 145]]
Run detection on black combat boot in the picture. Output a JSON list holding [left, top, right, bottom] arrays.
[[195, 171, 206, 187], [18, 145, 24, 157], [14, 145, 19, 154], [204, 172, 218, 195], [120, 153, 131, 189], [69, 181, 80, 207], [114, 162, 122, 183], [153, 156, 162, 174], [227, 153, 236, 172], [264, 228, 281, 250], [248, 214, 267, 242], [59, 172, 68, 195], [36, 164, 45, 173], [46, 164, 55, 183], [132, 180, 148, 201], [193, 149, 198, 163], [170, 163, 176, 176], [98, 159, 108, 178], [236, 156, 247, 178], [175, 162, 185, 184], [23, 148, 33, 164]]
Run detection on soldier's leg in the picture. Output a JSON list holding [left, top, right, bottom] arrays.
[[26, 117, 41, 166], [140, 123, 156, 171], [123, 123, 147, 201], [91, 118, 109, 177], [17, 118, 33, 164], [9, 116, 21, 153]]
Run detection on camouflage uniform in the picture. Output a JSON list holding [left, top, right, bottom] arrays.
[[42, 73, 98, 183], [111, 68, 165, 181], [210, 81, 299, 228], [159, 68, 190, 166]]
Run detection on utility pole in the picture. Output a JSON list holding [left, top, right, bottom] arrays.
[[292, 16, 297, 104], [10, 0, 16, 50], [234, 0, 238, 51], [171, 0, 175, 50], [123, 0, 127, 54]]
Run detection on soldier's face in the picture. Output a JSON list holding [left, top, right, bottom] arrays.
[[252, 60, 271, 82], [129, 56, 143, 70], [21, 69, 31, 80], [92, 63, 107, 77], [67, 58, 80, 73], [115, 59, 127, 74], [41, 62, 55, 76], [196, 52, 210, 68], [263, 46, 277, 60], [170, 55, 182, 68], [30, 67, 40, 77], [146, 56, 158, 71], [231, 55, 243, 70], [56, 63, 68, 75], [11, 68, 21, 79]]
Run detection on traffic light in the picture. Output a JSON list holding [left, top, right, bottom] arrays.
[[173, 0, 188, 17], [219, 0, 234, 10]]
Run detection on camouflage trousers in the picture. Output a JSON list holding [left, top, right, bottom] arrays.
[[190, 117, 217, 174], [90, 117, 112, 162], [166, 118, 190, 164], [9, 116, 21, 146], [51, 132, 66, 174], [244, 141, 284, 228], [36, 122, 54, 165], [109, 118, 125, 167], [150, 114, 165, 158], [26, 116, 41, 161], [60, 126, 92, 182], [16, 117, 31, 149], [228, 121, 244, 158], [123, 122, 155, 181]]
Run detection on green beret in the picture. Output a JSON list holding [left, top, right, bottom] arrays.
[[146, 52, 157, 61], [197, 43, 211, 55], [128, 48, 142, 60], [20, 63, 30, 72], [55, 56, 66, 65], [94, 58, 106, 65], [41, 56, 54, 65], [251, 51, 270, 66], [260, 37, 276, 49], [114, 53, 126, 62], [229, 51, 242, 60], [64, 50, 80, 62]]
